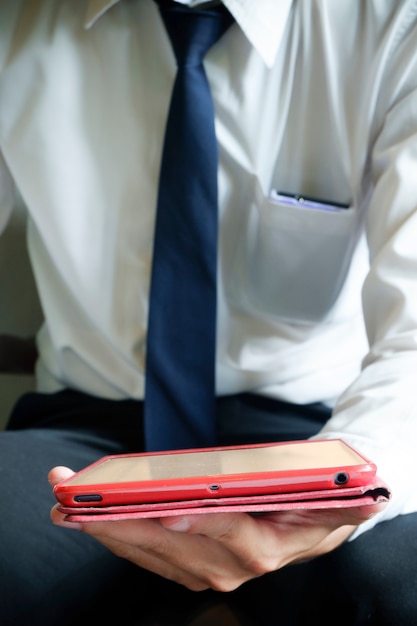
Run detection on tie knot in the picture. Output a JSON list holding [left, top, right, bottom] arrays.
[[157, 2, 233, 67]]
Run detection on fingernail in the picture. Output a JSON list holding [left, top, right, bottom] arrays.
[[52, 517, 83, 531], [161, 516, 190, 532], [65, 521, 83, 530]]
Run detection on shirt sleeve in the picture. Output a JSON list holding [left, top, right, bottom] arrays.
[[314, 18, 417, 539]]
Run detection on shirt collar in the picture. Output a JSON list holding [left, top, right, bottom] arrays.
[[222, 0, 292, 67], [85, 0, 292, 68]]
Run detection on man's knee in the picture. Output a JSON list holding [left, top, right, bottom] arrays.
[[330, 513, 417, 625]]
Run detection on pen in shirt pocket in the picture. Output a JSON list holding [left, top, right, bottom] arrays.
[[270, 189, 350, 212]]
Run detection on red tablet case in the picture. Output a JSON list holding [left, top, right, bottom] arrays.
[[58, 478, 391, 523]]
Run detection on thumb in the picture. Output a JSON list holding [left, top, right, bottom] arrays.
[[48, 465, 75, 488]]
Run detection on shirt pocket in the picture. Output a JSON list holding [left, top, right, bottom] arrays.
[[228, 185, 358, 324]]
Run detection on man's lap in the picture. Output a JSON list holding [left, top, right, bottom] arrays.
[[0, 390, 415, 625]]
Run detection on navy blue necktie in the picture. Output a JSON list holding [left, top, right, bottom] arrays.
[[144, 2, 233, 451]]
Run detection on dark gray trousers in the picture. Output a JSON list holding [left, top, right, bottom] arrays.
[[0, 390, 415, 625]]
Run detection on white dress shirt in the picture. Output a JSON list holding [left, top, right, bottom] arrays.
[[1, 0, 417, 537]]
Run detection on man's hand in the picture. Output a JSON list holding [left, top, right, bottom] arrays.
[[49, 466, 386, 592]]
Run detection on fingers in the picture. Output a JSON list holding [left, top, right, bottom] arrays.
[[162, 503, 385, 573], [49, 466, 80, 529], [50, 502, 83, 530], [162, 511, 281, 576], [48, 465, 75, 487], [46, 468, 266, 588], [81, 519, 208, 590], [84, 516, 251, 591], [48, 478, 388, 593]]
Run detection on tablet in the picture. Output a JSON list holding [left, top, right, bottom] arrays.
[[53, 439, 377, 508]]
